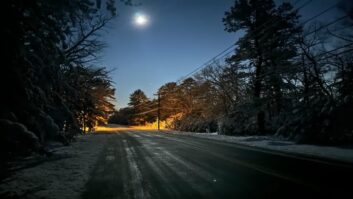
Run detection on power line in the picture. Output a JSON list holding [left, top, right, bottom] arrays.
[[183, 13, 348, 83], [134, 107, 183, 115], [134, 108, 158, 115], [177, 0, 313, 82], [177, 44, 236, 83], [152, 45, 352, 120], [304, 15, 348, 37], [215, 45, 353, 121], [246, 15, 353, 80], [164, 4, 351, 124], [256, 1, 339, 46], [233, 0, 312, 48], [239, 0, 307, 46], [300, 3, 338, 25], [250, 42, 353, 80]]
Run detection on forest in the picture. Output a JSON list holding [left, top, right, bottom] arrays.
[[0, 0, 133, 167], [109, 0, 353, 145]]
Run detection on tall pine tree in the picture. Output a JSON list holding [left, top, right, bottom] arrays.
[[223, 0, 302, 133]]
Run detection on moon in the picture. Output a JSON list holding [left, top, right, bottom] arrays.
[[134, 13, 149, 27]]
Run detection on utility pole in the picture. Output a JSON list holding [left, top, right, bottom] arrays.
[[157, 92, 160, 131]]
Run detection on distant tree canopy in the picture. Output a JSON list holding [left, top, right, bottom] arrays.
[[1, 0, 123, 161], [128, 89, 156, 125], [108, 79, 218, 131], [108, 107, 133, 125], [109, 89, 156, 126], [156, 78, 219, 132]]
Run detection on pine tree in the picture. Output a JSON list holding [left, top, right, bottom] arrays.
[[128, 90, 154, 125], [223, 0, 301, 133]]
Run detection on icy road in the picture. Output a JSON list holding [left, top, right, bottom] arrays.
[[81, 127, 353, 199]]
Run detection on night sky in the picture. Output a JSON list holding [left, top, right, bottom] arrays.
[[100, 0, 346, 108]]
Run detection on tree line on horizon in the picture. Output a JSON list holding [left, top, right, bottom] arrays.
[[110, 0, 353, 145]]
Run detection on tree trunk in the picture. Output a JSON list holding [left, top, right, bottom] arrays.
[[254, 37, 265, 134]]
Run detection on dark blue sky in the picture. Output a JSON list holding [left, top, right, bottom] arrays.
[[100, 0, 346, 108]]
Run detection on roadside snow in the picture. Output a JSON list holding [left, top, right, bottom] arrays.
[[0, 134, 109, 199], [170, 131, 353, 164]]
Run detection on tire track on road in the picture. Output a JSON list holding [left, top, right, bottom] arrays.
[[133, 131, 322, 192], [125, 132, 212, 198]]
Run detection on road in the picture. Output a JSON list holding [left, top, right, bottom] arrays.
[[81, 127, 353, 199]]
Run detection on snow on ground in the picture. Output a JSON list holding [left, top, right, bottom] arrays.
[[0, 134, 109, 199], [1, 129, 352, 198], [168, 131, 353, 164]]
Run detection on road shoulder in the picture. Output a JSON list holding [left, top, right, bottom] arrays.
[[165, 131, 353, 166], [0, 134, 109, 199]]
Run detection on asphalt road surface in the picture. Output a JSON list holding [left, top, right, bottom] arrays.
[[81, 128, 353, 199]]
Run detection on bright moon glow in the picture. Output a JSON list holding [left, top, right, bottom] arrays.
[[134, 13, 149, 27]]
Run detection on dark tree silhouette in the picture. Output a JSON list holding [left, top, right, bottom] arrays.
[[127, 89, 155, 125], [223, 0, 302, 134], [1, 0, 122, 165]]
